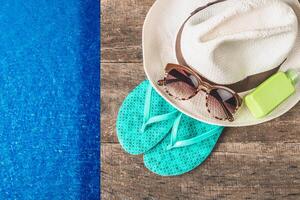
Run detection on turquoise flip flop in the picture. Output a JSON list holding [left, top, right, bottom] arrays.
[[144, 113, 224, 176], [116, 80, 179, 155]]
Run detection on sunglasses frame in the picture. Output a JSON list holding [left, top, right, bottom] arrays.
[[158, 63, 243, 121]]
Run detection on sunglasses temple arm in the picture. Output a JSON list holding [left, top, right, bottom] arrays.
[[158, 78, 197, 90], [169, 70, 197, 87], [220, 102, 234, 121], [157, 79, 164, 86], [158, 78, 192, 86], [213, 94, 234, 121]]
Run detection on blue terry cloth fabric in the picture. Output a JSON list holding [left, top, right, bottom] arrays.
[[0, 0, 100, 199]]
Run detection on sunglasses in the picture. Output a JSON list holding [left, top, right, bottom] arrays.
[[158, 63, 243, 122]]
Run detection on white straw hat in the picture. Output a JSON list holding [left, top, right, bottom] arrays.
[[143, 0, 300, 126]]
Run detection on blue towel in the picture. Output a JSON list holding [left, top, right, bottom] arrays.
[[0, 0, 100, 199]]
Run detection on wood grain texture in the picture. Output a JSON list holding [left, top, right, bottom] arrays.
[[101, 0, 154, 63], [101, 0, 300, 199], [101, 143, 300, 200]]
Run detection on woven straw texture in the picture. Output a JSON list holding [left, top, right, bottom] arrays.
[[143, 0, 300, 126], [116, 80, 177, 155], [144, 114, 223, 176]]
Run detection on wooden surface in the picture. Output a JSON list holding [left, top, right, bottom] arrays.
[[101, 0, 300, 199]]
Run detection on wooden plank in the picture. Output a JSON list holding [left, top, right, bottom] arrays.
[[101, 143, 300, 200], [101, 63, 300, 143], [100, 63, 146, 142], [101, 0, 155, 63]]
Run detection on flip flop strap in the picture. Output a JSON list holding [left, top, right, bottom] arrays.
[[167, 113, 224, 150], [141, 84, 178, 133]]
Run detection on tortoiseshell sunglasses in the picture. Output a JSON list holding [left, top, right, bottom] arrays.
[[158, 63, 243, 122]]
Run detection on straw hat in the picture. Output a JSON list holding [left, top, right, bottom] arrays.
[[143, 0, 300, 126]]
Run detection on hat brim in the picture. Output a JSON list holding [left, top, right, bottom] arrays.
[[143, 0, 300, 127]]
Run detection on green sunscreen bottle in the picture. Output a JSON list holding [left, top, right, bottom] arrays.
[[245, 69, 299, 118]]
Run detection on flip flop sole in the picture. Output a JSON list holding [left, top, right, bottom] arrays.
[[143, 114, 223, 176], [116, 80, 177, 155]]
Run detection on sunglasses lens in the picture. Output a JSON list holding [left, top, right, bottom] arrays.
[[207, 88, 238, 120], [164, 68, 199, 99]]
